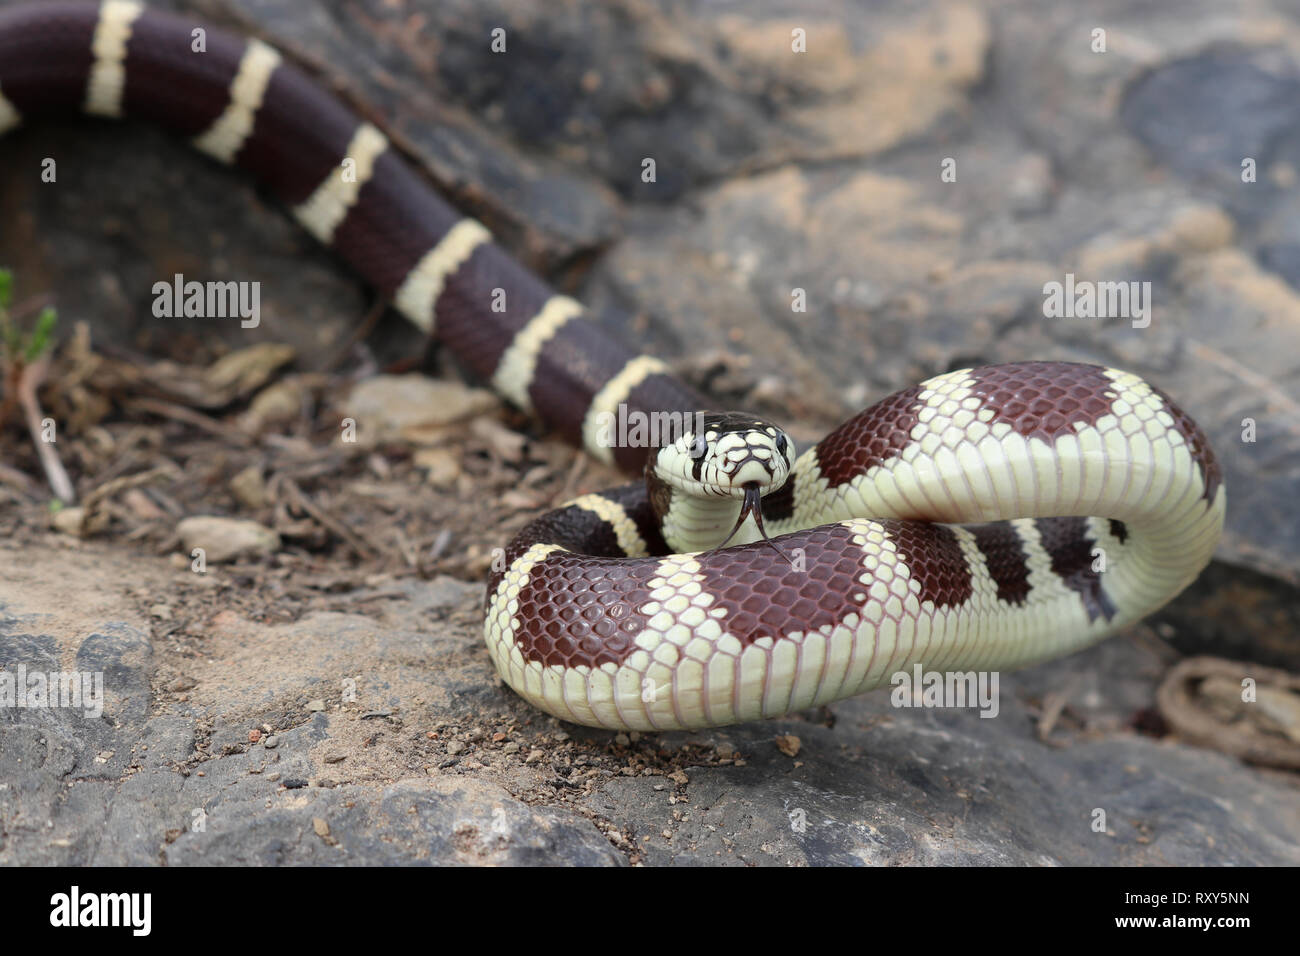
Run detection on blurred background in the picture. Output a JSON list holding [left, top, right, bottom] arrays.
[[0, 0, 1297, 866]]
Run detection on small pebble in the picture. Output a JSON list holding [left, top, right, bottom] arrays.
[[248, 729, 262, 743], [446, 740, 466, 755], [614, 733, 630, 747], [503, 742, 521, 754], [50, 506, 87, 537], [263, 735, 279, 749], [176, 515, 280, 563], [414, 447, 462, 488], [229, 465, 268, 509], [306, 699, 326, 712]]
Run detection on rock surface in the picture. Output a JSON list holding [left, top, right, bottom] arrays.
[[2, 540, 1299, 866], [1, 0, 1299, 865]]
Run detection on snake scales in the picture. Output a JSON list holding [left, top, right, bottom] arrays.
[[0, 1, 1225, 731]]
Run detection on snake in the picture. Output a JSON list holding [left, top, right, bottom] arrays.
[[0, 1, 1226, 732]]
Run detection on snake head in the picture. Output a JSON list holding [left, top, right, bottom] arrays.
[[650, 412, 795, 559], [654, 411, 794, 499]]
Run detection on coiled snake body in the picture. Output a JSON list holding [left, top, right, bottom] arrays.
[[0, 1, 1226, 731]]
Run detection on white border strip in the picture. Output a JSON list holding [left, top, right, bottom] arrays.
[[192, 39, 282, 163], [490, 295, 583, 410], [85, 0, 146, 118], [569, 493, 648, 557], [293, 122, 388, 243], [392, 218, 492, 333], [581, 355, 671, 464]]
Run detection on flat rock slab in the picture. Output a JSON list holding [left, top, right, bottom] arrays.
[[1, 541, 1296, 866], [1, 0, 1299, 866]]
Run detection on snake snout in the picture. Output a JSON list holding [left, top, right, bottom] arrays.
[[653, 412, 794, 500], [728, 456, 782, 489]]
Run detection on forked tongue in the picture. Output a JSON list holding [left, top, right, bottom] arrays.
[[709, 482, 792, 564]]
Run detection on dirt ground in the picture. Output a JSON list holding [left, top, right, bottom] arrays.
[[2, 0, 1300, 865]]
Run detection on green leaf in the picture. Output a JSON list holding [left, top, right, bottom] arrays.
[[0, 268, 11, 310], [24, 306, 57, 362]]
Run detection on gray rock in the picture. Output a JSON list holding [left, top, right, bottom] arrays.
[[585, 656, 1300, 866], [2, 543, 1298, 866], [1, 0, 1298, 868]]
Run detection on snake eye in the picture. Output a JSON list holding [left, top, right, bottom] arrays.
[[689, 435, 709, 459]]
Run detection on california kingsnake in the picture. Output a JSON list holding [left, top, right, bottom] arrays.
[[0, 1, 1226, 731]]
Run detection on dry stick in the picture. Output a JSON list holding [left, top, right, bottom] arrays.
[[1158, 657, 1300, 770], [428, 527, 452, 561], [69, 465, 181, 537], [282, 477, 383, 559], [16, 354, 76, 503], [392, 526, 419, 570], [1036, 672, 1083, 742], [1, 291, 58, 428], [81, 465, 181, 514], [0, 462, 39, 498], [125, 396, 254, 447], [348, 590, 409, 605], [323, 296, 388, 373]]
